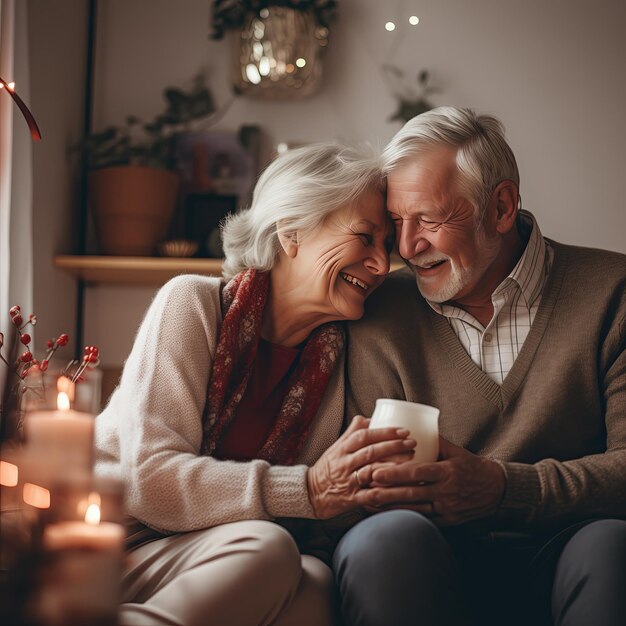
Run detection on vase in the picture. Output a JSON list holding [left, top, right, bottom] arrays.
[[89, 166, 179, 256], [233, 7, 329, 99]]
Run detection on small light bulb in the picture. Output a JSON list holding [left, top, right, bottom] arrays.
[[277, 143, 289, 154], [296, 57, 306, 68], [385, 22, 396, 32], [245, 64, 262, 85], [409, 16, 420, 26], [259, 56, 271, 76]]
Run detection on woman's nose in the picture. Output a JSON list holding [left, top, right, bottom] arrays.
[[365, 245, 390, 276]]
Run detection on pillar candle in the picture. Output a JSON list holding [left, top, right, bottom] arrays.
[[24, 391, 94, 481], [38, 507, 125, 626]]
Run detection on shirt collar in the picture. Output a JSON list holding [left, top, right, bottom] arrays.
[[496, 210, 548, 307], [425, 209, 549, 316]]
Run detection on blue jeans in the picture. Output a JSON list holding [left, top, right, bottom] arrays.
[[333, 510, 626, 626]]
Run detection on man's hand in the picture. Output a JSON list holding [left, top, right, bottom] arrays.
[[363, 437, 506, 526]]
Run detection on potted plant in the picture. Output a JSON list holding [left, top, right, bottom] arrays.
[[84, 75, 216, 256]]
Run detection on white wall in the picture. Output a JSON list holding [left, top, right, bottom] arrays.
[[31, 0, 626, 366], [29, 0, 87, 358], [93, 0, 626, 252]]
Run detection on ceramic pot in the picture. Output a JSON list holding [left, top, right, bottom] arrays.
[[89, 166, 179, 256]]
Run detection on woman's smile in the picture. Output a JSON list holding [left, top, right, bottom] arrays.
[[340, 272, 369, 292]]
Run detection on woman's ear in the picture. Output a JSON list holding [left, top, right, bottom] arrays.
[[277, 230, 298, 258]]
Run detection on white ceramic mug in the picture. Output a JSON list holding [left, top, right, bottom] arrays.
[[369, 398, 440, 463]]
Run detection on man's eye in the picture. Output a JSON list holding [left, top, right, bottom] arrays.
[[419, 219, 442, 231], [390, 215, 402, 223]]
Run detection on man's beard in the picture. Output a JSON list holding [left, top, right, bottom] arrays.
[[415, 260, 475, 303], [413, 232, 501, 303]]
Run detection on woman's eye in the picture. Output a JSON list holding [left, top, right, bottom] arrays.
[[358, 233, 374, 245]]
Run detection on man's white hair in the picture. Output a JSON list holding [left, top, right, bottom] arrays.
[[221, 142, 384, 280], [382, 106, 519, 218]]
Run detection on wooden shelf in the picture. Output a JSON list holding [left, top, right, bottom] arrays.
[[55, 254, 407, 287], [54, 255, 223, 286]]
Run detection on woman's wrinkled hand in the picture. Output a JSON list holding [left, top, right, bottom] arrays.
[[306, 415, 416, 519]]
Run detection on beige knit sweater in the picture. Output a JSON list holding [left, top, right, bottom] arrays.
[[347, 241, 626, 528], [94, 275, 345, 534]]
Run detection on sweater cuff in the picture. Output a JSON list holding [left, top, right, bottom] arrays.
[[494, 460, 542, 521], [263, 465, 316, 519]]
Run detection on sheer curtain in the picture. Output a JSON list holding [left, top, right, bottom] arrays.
[[0, 0, 34, 341]]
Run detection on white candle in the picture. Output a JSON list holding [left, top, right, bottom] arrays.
[[38, 505, 125, 625], [43, 519, 125, 551], [24, 391, 94, 480]]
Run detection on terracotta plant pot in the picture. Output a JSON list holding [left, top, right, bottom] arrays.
[[89, 166, 180, 256]]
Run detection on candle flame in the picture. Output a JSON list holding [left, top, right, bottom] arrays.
[[57, 391, 70, 411], [23, 482, 50, 508], [57, 375, 75, 401], [0, 460, 18, 487], [77, 492, 102, 518], [85, 503, 101, 525]]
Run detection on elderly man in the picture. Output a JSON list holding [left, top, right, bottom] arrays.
[[335, 107, 626, 626]]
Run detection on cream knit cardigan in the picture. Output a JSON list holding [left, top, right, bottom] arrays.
[[94, 275, 345, 534]]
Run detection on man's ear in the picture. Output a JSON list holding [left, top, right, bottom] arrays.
[[492, 180, 519, 235], [277, 230, 298, 258]]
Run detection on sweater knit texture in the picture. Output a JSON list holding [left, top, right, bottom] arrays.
[[347, 241, 626, 529], [94, 275, 345, 535]]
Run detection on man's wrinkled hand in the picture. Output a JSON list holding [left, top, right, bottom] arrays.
[[363, 437, 506, 526]]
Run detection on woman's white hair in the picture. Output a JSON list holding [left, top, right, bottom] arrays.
[[382, 106, 519, 218], [221, 142, 384, 280]]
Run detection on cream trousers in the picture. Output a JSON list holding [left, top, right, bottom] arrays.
[[119, 520, 340, 626]]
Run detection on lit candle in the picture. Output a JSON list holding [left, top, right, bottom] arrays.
[[43, 500, 124, 551], [24, 381, 94, 481], [39, 499, 125, 626]]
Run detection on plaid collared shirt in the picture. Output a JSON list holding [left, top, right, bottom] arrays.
[[427, 211, 553, 385]]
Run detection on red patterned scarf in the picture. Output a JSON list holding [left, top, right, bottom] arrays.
[[201, 269, 344, 465]]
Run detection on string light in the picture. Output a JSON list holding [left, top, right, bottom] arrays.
[[385, 22, 396, 32], [409, 16, 420, 25]]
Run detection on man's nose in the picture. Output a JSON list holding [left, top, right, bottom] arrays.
[[398, 223, 430, 259]]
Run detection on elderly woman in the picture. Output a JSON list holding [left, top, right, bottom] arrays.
[[95, 143, 414, 626]]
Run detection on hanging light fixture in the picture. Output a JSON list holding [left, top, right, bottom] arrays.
[[0, 75, 42, 141], [210, 1, 337, 100]]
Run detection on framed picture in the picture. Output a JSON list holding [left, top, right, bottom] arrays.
[[175, 127, 262, 256]]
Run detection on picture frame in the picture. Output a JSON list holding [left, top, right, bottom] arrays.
[[174, 126, 262, 257]]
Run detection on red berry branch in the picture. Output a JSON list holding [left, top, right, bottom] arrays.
[[0, 305, 100, 400], [62, 346, 100, 383]]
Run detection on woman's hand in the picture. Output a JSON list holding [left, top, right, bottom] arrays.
[[306, 415, 416, 519]]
